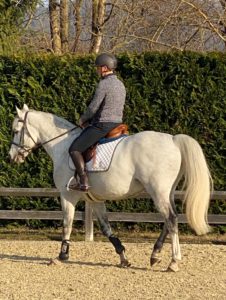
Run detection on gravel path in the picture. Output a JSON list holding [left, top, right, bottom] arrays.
[[0, 240, 226, 300]]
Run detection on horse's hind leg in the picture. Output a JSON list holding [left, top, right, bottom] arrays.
[[149, 188, 181, 272], [165, 209, 181, 272], [151, 208, 181, 271], [92, 202, 131, 267], [150, 223, 168, 266], [166, 182, 182, 272]]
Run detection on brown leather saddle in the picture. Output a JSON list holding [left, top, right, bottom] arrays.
[[82, 124, 128, 163]]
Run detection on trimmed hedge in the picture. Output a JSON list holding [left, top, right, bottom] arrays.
[[0, 52, 225, 227]]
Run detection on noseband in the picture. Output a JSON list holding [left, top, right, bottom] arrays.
[[11, 111, 78, 159]]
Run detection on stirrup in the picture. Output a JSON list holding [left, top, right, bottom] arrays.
[[66, 176, 90, 192], [75, 184, 90, 192]]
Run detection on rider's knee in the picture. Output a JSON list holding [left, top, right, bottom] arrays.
[[68, 145, 77, 155]]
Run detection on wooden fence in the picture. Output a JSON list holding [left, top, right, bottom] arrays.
[[0, 187, 225, 241]]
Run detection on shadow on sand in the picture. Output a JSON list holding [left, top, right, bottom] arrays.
[[0, 253, 150, 270]]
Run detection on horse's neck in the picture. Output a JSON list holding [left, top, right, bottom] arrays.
[[31, 111, 80, 161]]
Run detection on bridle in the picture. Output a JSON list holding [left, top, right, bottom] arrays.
[[11, 111, 78, 159]]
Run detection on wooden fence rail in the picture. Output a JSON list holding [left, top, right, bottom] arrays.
[[0, 188, 225, 241]]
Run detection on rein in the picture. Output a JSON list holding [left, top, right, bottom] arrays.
[[11, 111, 79, 155]]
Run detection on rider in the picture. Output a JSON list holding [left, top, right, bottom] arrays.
[[68, 53, 126, 192]]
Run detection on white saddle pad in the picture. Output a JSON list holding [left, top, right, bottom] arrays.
[[69, 136, 126, 172]]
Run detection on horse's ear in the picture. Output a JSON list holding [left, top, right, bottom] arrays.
[[16, 106, 22, 118], [23, 104, 29, 111]]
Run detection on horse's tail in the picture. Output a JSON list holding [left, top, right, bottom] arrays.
[[173, 134, 213, 235]]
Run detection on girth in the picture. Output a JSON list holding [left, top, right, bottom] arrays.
[[83, 124, 128, 163]]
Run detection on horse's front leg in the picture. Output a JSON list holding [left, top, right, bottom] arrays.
[[92, 202, 131, 267], [59, 192, 79, 261]]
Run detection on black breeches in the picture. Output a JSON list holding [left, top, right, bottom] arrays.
[[69, 122, 120, 153]]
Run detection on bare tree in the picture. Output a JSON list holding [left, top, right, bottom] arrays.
[[219, 0, 226, 46], [179, 0, 226, 50], [90, 0, 106, 53], [49, 0, 61, 54], [100, 0, 226, 52], [71, 0, 83, 52], [14, 0, 226, 53], [60, 0, 69, 52]]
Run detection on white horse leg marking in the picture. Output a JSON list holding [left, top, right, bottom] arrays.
[[166, 211, 181, 272], [171, 232, 181, 261]]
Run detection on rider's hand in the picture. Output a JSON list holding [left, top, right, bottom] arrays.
[[79, 118, 89, 128], [78, 118, 84, 127], [78, 118, 82, 125]]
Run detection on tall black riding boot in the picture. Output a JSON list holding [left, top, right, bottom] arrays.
[[68, 151, 89, 192]]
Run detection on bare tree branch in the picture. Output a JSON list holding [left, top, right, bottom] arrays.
[[182, 0, 226, 42], [151, 1, 183, 48], [12, 0, 226, 53]]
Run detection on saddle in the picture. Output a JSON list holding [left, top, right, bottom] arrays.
[[82, 124, 128, 163]]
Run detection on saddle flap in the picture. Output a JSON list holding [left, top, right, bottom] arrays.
[[69, 136, 126, 172]]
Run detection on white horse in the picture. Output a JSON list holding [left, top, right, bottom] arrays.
[[9, 104, 212, 271]]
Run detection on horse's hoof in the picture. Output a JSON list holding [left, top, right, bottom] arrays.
[[59, 240, 70, 261], [119, 260, 131, 268], [166, 261, 179, 272], [150, 256, 161, 267], [58, 252, 69, 261]]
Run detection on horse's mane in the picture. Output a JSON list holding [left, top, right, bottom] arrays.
[[52, 114, 76, 130], [34, 110, 76, 130]]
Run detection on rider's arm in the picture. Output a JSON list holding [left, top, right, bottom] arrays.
[[80, 80, 106, 124]]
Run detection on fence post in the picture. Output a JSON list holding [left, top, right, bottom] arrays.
[[85, 202, 93, 241]]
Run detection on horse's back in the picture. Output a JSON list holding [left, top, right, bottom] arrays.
[[116, 131, 179, 160], [115, 131, 181, 180], [125, 131, 182, 194], [109, 130, 181, 180]]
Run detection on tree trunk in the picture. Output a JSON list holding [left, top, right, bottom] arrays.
[[72, 0, 83, 52], [49, 0, 61, 54], [90, 0, 106, 54], [219, 0, 226, 48], [60, 0, 69, 53]]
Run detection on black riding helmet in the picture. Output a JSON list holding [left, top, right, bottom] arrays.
[[95, 53, 117, 70]]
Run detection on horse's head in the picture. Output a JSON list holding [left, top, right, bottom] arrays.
[[9, 104, 39, 163]]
